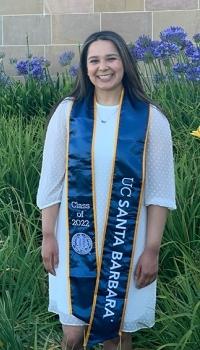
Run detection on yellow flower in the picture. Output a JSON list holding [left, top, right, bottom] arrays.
[[191, 126, 200, 139]]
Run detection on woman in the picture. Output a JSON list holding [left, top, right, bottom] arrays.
[[37, 31, 176, 350]]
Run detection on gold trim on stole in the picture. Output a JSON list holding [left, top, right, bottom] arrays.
[[119, 103, 151, 335], [91, 99, 99, 268], [84, 89, 124, 347], [66, 99, 75, 315]]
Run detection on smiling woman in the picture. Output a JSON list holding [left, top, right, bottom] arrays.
[[37, 30, 176, 350]]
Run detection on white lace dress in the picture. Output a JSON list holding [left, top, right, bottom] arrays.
[[37, 99, 176, 332]]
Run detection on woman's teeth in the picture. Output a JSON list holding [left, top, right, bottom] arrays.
[[98, 74, 113, 81]]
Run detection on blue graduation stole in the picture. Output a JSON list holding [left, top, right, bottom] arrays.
[[66, 89, 149, 348]]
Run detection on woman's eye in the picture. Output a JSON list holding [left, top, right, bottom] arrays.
[[107, 57, 116, 61], [89, 60, 98, 64]]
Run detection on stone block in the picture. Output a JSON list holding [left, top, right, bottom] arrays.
[[0, 45, 44, 76], [45, 45, 80, 74], [52, 14, 100, 44], [153, 10, 200, 40], [0, 0, 43, 15], [3, 15, 51, 45], [146, 0, 198, 10], [94, 0, 144, 12], [44, 0, 93, 14], [101, 12, 152, 43]]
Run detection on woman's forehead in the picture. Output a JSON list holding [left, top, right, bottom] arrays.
[[87, 40, 119, 58]]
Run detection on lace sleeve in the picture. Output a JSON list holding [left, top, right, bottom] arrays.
[[144, 106, 176, 210], [36, 100, 72, 209]]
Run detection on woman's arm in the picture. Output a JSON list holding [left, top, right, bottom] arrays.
[[41, 204, 60, 276], [42, 204, 60, 236], [135, 205, 168, 288], [145, 205, 168, 253], [134, 107, 176, 288], [37, 101, 72, 275]]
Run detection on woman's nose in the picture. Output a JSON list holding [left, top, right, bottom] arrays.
[[98, 60, 108, 70]]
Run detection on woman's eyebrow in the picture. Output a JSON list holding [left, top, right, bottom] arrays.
[[87, 53, 120, 60]]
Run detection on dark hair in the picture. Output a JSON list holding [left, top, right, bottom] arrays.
[[69, 30, 150, 104]]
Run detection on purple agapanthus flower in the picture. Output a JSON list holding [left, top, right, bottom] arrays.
[[16, 59, 29, 75], [173, 62, 200, 82], [185, 42, 200, 63], [193, 33, 200, 44], [131, 35, 160, 62], [184, 40, 196, 57], [59, 51, 75, 66], [16, 56, 47, 79], [154, 41, 180, 59], [134, 35, 152, 49], [190, 48, 200, 63], [69, 64, 79, 78], [160, 26, 187, 47], [173, 63, 189, 74], [186, 65, 200, 81], [29, 57, 44, 78]]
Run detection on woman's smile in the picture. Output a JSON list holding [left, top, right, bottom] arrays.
[[96, 73, 114, 81]]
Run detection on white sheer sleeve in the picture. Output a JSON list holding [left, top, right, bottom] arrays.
[[144, 105, 176, 210], [36, 99, 72, 209]]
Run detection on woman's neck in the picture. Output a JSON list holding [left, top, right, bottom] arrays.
[[95, 86, 123, 106]]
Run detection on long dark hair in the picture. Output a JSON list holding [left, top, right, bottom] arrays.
[[69, 30, 150, 104]]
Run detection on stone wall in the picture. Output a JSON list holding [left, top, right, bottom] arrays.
[[0, 0, 200, 76]]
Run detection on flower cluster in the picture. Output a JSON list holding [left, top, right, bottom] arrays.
[[154, 41, 180, 59], [173, 39, 200, 81], [68, 64, 79, 78], [59, 51, 75, 66], [131, 35, 160, 62], [58, 50, 78, 78], [131, 33, 181, 63], [131, 26, 200, 82], [160, 26, 187, 47], [174, 63, 200, 81], [16, 57, 50, 80], [185, 44, 200, 63]]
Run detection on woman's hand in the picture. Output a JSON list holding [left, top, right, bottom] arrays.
[[134, 247, 159, 289], [41, 234, 59, 276]]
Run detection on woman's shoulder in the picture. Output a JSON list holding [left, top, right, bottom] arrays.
[[148, 104, 172, 141], [48, 97, 74, 129], [56, 97, 74, 111], [149, 104, 170, 129], [53, 97, 74, 116]]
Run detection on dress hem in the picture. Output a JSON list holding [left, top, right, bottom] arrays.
[[48, 303, 155, 333]]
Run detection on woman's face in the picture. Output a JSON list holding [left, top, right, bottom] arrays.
[[86, 40, 124, 93]]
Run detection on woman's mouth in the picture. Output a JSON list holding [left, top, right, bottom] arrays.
[[97, 73, 113, 81]]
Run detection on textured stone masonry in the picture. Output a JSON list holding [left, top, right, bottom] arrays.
[[0, 0, 199, 75]]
